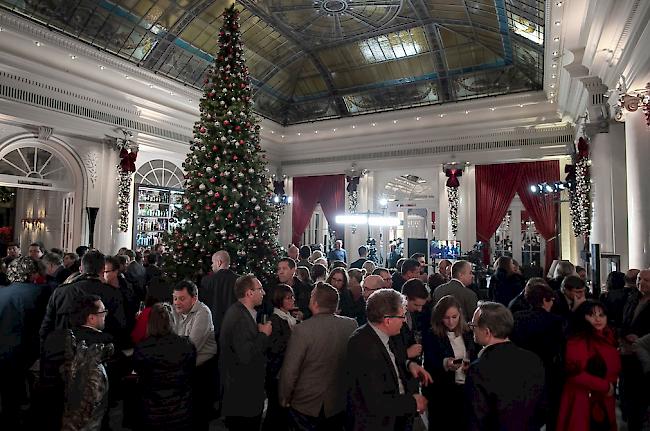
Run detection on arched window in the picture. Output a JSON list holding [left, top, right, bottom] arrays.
[[0, 145, 73, 189], [135, 159, 184, 189]]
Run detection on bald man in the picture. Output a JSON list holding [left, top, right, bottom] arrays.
[[199, 250, 239, 337], [288, 245, 299, 261], [362, 275, 385, 301]]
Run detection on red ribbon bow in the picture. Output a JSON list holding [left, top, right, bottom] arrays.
[[119, 148, 138, 173], [445, 168, 462, 188]]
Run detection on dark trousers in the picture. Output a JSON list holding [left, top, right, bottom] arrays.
[[0, 366, 26, 428], [194, 355, 218, 430], [288, 407, 345, 431], [620, 354, 648, 431], [261, 378, 288, 431], [224, 414, 262, 431]]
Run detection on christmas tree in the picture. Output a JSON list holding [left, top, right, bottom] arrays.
[[163, 5, 281, 281]]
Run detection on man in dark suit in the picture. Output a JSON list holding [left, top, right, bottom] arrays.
[[433, 260, 478, 321], [395, 279, 428, 361], [465, 301, 545, 431], [279, 283, 358, 430], [392, 258, 420, 293], [199, 250, 238, 337], [550, 275, 586, 322], [269, 258, 311, 318], [220, 274, 272, 431], [347, 288, 431, 431]]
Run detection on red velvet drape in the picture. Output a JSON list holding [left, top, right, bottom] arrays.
[[292, 175, 345, 245], [475, 163, 523, 262], [475, 161, 560, 270], [517, 161, 560, 272]]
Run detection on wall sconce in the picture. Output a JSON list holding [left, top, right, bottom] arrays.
[[22, 210, 46, 231]]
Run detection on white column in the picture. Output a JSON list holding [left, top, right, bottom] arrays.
[[278, 177, 293, 247], [510, 197, 523, 265], [460, 166, 477, 247], [625, 109, 650, 269], [438, 170, 449, 240], [95, 145, 130, 253]]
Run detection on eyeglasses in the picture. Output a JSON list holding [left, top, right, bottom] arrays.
[[92, 310, 108, 315], [363, 286, 380, 292], [384, 314, 407, 320]]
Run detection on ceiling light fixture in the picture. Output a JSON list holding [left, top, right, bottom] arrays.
[[372, 123, 376, 126], [124, 75, 130, 79], [554, 37, 560, 42], [297, 132, 301, 136], [415, 116, 421, 120], [332, 128, 337, 131], [34, 41, 41, 46], [440, 114, 445, 118], [519, 104, 524, 108], [465, 110, 470, 114], [551, 74, 557, 79], [550, 84, 555, 88], [490, 107, 496, 111], [556, 1, 562, 6], [553, 51, 558, 56], [554, 20, 561, 26], [281, 135, 285, 138], [552, 63, 557, 68], [188, 99, 192, 102], [271, 130, 275, 134], [314, 130, 318, 134], [352, 125, 356, 128], [69, 54, 77, 60], [550, 92, 555, 97]]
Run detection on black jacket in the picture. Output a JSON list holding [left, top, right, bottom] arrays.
[[508, 291, 530, 314], [622, 290, 650, 338], [601, 287, 633, 329], [199, 268, 238, 336], [511, 308, 565, 371], [219, 302, 269, 417], [422, 329, 476, 386], [40, 274, 127, 348], [349, 258, 367, 269], [347, 324, 417, 431], [266, 314, 291, 380], [490, 269, 524, 306], [133, 334, 196, 431], [465, 342, 545, 431]]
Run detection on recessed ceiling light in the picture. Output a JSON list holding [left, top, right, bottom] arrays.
[[393, 120, 398, 124], [297, 132, 301, 136], [550, 99, 555, 104], [270, 130, 275, 134], [490, 107, 496, 111], [314, 130, 318, 134], [415, 117, 420, 121], [372, 123, 376, 126], [148, 84, 154, 88], [519, 104, 524, 108], [550, 92, 555, 97], [125, 75, 130, 79], [281, 135, 285, 138], [332, 128, 337, 131], [551, 74, 557, 79], [553, 37, 560, 42], [553, 51, 558, 56], [439, 114, 445, 118], [352, 125, 356, 129], [69, 54, 77, 60], [552, 63, 557, 68], [99, 65, 105, 70], [169, 91, 174, 95], [34, 41, 41, 47], [556, 1, 563, 6], [554, 20, 561, 26], [465, 110, 470, 114], [550, 84, 555, 88], [188, 99, 192, 102]]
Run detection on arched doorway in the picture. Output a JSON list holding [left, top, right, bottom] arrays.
[[0, 136, 85, 252]]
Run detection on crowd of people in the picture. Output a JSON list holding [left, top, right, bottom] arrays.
[[1, 240, 650, 431]]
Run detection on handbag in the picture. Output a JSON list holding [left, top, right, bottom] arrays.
[[585, 342, 611, 431]]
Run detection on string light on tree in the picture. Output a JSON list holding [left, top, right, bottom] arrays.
[[115, 130, 137, 232], [444, 165, 463, 238], [163, 5, 280, 281], [567, 137, 591, 237]]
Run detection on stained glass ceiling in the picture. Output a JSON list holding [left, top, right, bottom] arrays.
[[0, 0, 546, 125]]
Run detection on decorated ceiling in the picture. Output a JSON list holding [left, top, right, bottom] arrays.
[[0, 0, 546, 125]]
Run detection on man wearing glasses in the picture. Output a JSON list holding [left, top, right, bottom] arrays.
[[347, 289, 432, 431], [373, 268, 394, 290], [465, 301, 545, 431]]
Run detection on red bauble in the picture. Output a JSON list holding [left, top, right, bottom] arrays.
[[204, 204, 211, 210], [224, 120, 230, 126], [215, 192, 220, 198], [209, 177, 216, 183], [239, 139, 245, 145], [235, 126, 241, 132], [199, 126, 207, 133], [185, 205, 192, 210], [211, 202, 217, 207], [227, 213, 233, 219], [212, 145, 217, 151], [233, 155, 238, 161], [240, 83, 245, 89], [223, 197, 228, 202]]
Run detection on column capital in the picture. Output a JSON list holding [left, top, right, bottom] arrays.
[[579, 76, 611, 136]]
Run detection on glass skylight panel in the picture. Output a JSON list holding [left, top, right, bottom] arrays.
[[359, 30, 424, 64]]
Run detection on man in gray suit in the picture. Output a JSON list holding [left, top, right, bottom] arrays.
[[279, 283, 358, 430], [219, 274, 272, 431], [433, 260, 478, 320]]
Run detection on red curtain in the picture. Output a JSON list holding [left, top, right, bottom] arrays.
[[475, 163, 523, 262], [517, 161, 560, 272], [292, 174, 345, 245]]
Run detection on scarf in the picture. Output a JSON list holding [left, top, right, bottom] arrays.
[[273, 307, 297, 329]]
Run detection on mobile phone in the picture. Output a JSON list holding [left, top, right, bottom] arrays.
[[452, 358, 463, 365]]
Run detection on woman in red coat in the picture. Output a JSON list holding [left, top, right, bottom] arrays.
[[557, 300, 621, 431]]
